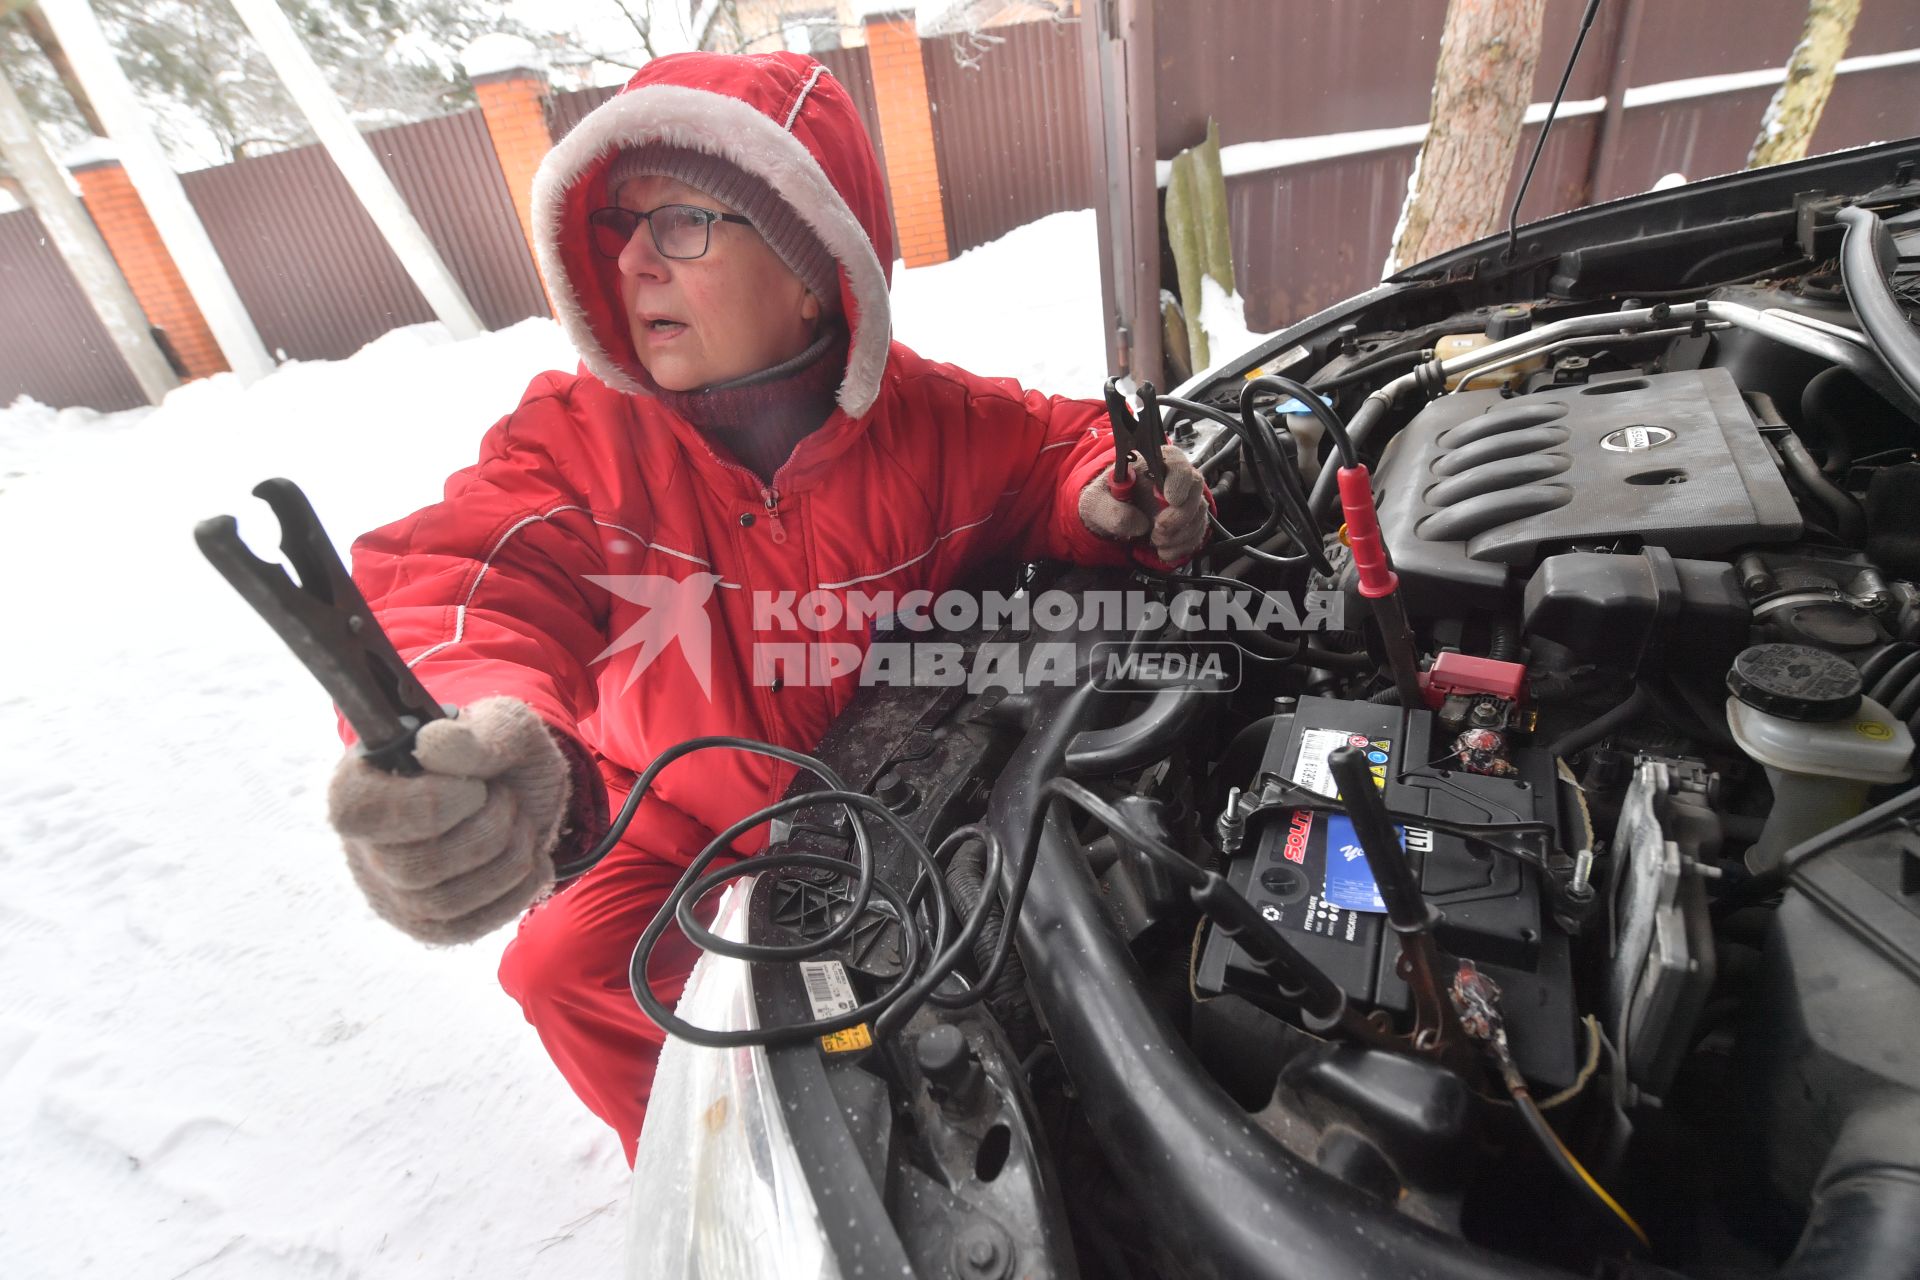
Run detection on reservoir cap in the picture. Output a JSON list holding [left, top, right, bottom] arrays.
[[1727, 643, 1862, 721], [1485, 304, 1532, 340]]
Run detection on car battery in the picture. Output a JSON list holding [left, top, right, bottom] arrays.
[[1195, 695, 1579, 1087]]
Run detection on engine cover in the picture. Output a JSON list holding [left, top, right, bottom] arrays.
[[1372, 367, 1801, 613]]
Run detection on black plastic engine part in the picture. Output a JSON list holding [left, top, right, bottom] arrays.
[[1194, 696, 1579, 1088], [1277, 1041, 1478, 1194], [1728, 643, 1863, 721], [1522, 547, 1748, 672], [1866, 464, 1920, 580], [1745, 814, 1920, 1276], [1370, 366, 1801, 615]]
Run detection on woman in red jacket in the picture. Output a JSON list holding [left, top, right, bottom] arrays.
[[325, 50, 1206, 1162]]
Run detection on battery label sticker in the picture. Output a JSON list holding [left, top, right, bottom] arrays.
[[1293, 727, 1392, 797], [1259, 812, 1364, 945], [1323, 813, 1390, 912], [798, 959, 858, 1020]]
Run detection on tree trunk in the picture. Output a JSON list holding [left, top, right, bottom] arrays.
[[1746, 0, 1861, 169], [1386, 0, 1546, 275]]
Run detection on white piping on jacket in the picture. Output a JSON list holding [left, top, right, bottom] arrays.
[[815, 510, 997, 591], [404, 504, 739, 669]]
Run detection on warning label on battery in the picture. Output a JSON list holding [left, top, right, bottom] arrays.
[[1293, 727, 1392, 798]]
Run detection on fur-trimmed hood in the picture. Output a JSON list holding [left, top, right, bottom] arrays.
[[531, 52, 896, 418]]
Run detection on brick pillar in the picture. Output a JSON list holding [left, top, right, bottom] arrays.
[[70, 157, 228, 379], [864, 13, 951, 267], [469, 62, 553, 270]]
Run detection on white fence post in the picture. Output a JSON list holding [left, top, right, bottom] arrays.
[[0, 75, 179, 404], [227, 0, 486, 341], [36, 0, 276, 382]]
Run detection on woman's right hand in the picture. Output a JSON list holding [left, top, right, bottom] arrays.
[[326, 696, 573, 944]]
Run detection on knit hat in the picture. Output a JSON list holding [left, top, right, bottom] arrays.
[[605, 145, 842, 316]]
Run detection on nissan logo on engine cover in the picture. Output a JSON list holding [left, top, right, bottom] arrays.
[[1602, 424, 1675, 451]]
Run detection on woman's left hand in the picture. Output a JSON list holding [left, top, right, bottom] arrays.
[[1077, 444, 1210, 565]]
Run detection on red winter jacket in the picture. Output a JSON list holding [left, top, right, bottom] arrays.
[[348, 51, 1131, 863]]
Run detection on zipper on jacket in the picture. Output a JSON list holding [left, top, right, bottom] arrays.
[[760, 486, 788, 544]]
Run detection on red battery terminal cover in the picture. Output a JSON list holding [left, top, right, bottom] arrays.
[[1420, 651, 1528, 711], [1336, 465, 1398, 599]]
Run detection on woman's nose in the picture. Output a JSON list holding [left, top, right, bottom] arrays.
[[617, 221, 668, 278]]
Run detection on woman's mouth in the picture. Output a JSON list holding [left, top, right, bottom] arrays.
[[640, 317, 688, 344]]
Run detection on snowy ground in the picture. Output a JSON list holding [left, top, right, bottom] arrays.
[[0, 209, 1161, 1278]]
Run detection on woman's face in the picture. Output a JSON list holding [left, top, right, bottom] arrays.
[[611, 175, 823, 392]]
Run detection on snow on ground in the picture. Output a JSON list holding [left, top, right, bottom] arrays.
[[0, 209, 1104, 1279]]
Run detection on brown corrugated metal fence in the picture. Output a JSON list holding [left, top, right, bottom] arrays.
[[547, 48, 882, 153], [547, 84, 618, 142], [922, 19, 1093, 255], [0, 207, 148, 412], [179, 107, 547, 364], [6, 6, 1919, 409]]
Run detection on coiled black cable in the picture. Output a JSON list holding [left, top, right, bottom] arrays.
[[610, 722, 1070, 1051]]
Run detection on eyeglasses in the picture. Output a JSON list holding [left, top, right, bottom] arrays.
[[587, 203, 753, 261]]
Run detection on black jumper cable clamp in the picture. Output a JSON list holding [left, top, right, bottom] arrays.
[[1102, 377, 1185, 573], [195, 478, 447, 774]]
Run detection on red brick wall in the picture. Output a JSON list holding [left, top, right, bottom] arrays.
[[471, 68, 552, 269], [864, 16, 950, 267], [72, 160, 228, 379]]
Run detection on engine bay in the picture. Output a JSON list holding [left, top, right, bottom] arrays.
[[625, 146, 1920, 1279]]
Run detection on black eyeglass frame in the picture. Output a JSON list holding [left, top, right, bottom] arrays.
[[587, 203, 754, 261]]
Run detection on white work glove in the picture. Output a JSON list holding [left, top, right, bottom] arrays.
[[1077, 443, 1210, 565], [326, 696, 572, 945]]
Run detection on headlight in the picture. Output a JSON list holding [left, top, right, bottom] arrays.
[[625, 876, 842, 1280]]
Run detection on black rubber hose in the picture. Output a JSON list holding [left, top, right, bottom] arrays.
[[1780, 1170, 1920, 1280], [1836, 205, 1920, 411], [1801, 366, 1860, 475], [1779, 1105, 1920, 1280], [1308, 391, 1395, 523], [1530, 668, 1615, 704], [945, 842, 1040, 1055], [1547, 683, 1649, 760], [1862, 644, 1920, 721], [1065, 684, 1211, 777], [1777, 432, 1867, 542], [1488, 617, 1521, 663]]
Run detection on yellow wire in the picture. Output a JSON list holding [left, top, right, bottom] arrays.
[[1544, 1119, 1651, 1250]]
